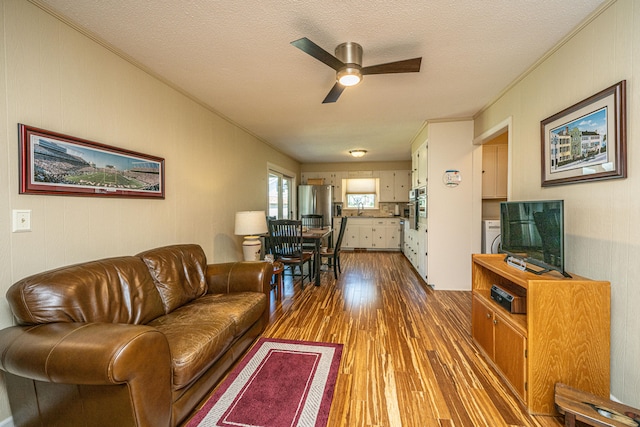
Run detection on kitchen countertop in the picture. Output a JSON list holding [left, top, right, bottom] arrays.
[[335, 215, 407, 219]]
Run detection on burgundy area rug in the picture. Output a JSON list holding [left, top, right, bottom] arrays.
[[186, 338, 343, 427]]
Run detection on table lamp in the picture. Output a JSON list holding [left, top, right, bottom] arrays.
[[234, 211, 268, 261]]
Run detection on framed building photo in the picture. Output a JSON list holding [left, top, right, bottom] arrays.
[[19, 124, 165, 198], [540, 80, 626, 187]]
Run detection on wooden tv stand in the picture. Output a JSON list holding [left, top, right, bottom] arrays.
[[471, 254, 610, 415]]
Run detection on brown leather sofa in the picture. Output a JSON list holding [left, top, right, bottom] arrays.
[[0, 244, 273, 427]]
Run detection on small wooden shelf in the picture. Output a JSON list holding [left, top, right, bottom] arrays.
[[471, 254, 610, 415]]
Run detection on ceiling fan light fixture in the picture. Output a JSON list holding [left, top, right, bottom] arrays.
[[291, 37, 422, 103], [349, 149, 367, 158], [337, 67, 362, 86]]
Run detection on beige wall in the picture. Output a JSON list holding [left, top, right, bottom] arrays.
[[0, 0, 299, 420], [426, 120, 478, 290], [301, 160, 411, 172], [475, 0, 638, 406]]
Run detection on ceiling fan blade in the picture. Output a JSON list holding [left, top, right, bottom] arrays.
[[291, 37, 345, 71], [322, 83, 346, 104], [361, 57, 422, 75]]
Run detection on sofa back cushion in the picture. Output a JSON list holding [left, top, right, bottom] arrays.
[[6, 257, 165, 325], [137, 244, 208, 314]]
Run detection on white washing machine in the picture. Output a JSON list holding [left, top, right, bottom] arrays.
[[482, 220, 501, 254]]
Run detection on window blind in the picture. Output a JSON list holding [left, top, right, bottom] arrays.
[[345, 178, 377, 193]]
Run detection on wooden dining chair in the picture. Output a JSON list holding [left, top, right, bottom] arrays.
[[301, 214, 325, 251], [264, 216, 277, 256], [301, 214, 324, 229], [268, 219, 314, 287], [321, 216, 348, 279]]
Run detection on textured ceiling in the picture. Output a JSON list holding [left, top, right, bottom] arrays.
[[33, 0, 608, 163]]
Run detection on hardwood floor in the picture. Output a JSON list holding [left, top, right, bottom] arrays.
[[263, 251, 564, 427]]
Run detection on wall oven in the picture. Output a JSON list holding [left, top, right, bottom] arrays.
[[417, 186, 427, 219], [408, 190, 418, 230]]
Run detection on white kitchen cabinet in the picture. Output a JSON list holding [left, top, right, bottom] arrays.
[[342, 218, 400, 250], [359, 228, 373, 248], [300, 172, 312, 184], [379, 171, 395, 202], [301, 171, 345, 202], [412, 141, 428, 188], [393, 171, 411, 202], [417, 143, 428, 187], [411, 151, 419, 188], [302, 169, 410, 203], [482, 144, 508, 199], [347, 170, 374, 178], [404, 225, 418, 266], [386, 218, 402, 249], [300, 171, 331, 185], [371, 218, 401, 249], [403, 220, 427, 281], [379, 170, 411, 202], [333, 217, 341, 239], [417, 225, 427, 281], [343, 220, 362, 248], [330, 172, 345, 203], [351, 218, 374, 248]]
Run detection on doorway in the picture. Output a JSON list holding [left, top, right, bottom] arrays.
[[481, 130, 509, 220], [268, 169, 294, 220], [473, 117, 512, 254]]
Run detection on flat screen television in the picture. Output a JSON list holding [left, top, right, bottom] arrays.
[[499, 200, 570, 277]]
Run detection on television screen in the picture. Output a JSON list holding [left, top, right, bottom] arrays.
[[499, 200, 569, 277]]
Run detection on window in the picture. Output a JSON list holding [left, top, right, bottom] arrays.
[[345, 178, 378, 209], [346, 194, 376, 209], [268, 168, 294, 219]]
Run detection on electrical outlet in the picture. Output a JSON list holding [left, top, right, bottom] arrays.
[[12, 210, 31, 232]]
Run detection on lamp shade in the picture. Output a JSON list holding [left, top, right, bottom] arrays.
[[234, 211, 268, 236]]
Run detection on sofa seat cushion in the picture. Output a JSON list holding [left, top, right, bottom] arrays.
[[147, 292, 267, 390], [204, 292, 268, 337]]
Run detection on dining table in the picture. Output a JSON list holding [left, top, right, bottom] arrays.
[[303, 226, 332, 286]]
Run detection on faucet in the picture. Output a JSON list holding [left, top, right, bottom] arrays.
[[357, 202, 364, 216]]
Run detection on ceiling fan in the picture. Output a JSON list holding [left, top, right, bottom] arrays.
[[291, 37, 422, 103]]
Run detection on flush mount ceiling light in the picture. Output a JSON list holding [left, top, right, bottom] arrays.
[[349, 150, 367, 158]]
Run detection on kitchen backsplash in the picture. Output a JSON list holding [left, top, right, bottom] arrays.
[[341, 202, 409, 217]]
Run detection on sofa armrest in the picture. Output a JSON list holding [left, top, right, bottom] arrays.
[[206, 262, 273, 295], [0, 322, 172, 426]]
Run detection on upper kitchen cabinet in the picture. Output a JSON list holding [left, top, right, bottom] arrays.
[[300, 171, 345, 202], [330, 172, 345, 203], [301, 171, 331, 185], [394, 170, 411, 202], [482, 144, 508, 199], [412, 142, 428, 188], [379, 170, 411, 202]]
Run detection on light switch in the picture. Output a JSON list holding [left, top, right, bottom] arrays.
[[12, 210, 31, 232]]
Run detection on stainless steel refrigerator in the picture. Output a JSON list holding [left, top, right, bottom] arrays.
[[298, 185, 333, 227]]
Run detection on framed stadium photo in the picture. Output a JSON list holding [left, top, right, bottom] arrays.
[[19, 124, 165, 198]]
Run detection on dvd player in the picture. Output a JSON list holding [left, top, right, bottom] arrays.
[[490, 284, 526, 314]]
